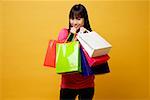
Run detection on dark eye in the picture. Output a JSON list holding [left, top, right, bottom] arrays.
[[77, 18, 81, 20]]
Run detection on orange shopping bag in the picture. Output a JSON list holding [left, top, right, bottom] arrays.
[[44, 40, 57, 68]]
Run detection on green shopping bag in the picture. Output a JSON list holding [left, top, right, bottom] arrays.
[[56, 41, 81, 74]]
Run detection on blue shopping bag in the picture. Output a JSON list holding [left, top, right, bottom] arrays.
[[80, 48, 93, 76]]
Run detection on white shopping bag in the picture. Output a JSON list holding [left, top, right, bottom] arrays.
[[77, 31, 112, 57]]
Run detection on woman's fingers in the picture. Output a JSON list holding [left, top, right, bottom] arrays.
[[70, 27, 77, 33], [80, 27, 87, 33]]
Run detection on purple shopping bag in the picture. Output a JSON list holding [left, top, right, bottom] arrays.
[[80, 48, 93, 76]]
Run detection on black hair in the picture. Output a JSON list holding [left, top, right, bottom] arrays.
[[69, 4, 92, 32]]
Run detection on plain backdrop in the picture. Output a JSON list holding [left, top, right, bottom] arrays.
[[0, 0, 149, 100]]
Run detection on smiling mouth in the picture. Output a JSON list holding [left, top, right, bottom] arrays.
[[75, 26, 78, 28], [74, 25, 80, 28]]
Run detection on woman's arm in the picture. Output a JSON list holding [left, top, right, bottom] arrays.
[[57, 28, 69, 42]]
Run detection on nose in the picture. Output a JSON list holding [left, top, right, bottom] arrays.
[[73, 19, 78, 25]]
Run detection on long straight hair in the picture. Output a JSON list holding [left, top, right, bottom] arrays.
[[69, 4, 92, 32]]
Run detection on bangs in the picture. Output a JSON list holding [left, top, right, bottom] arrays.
[[69, 8, 84, 19]]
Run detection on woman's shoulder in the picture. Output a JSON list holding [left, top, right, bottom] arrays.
[[59, 28, 69, 34], [58, 28, 69, 41]]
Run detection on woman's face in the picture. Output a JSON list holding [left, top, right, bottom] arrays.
[[70, 18, 84, 30]]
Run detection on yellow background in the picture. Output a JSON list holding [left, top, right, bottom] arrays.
[[0, 0, 149, 100]]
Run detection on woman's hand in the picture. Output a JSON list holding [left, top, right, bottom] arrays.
[[70, 27, 88, 41], [79, 27, 88, 33], [70, 27, 77, 34], [80, 27, 86, 32]]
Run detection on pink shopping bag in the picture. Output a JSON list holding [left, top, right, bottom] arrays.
[[81, 47, 110, 67]]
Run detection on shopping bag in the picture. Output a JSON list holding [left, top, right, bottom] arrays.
[[80, 48, 93, 76], [56, 41, 81, 74], [43, 40, 57, 67], [80, 46, 110, 76], [91, 62, 110, 75], [81, 47, 110, 67], [77, 30, 112, 57]]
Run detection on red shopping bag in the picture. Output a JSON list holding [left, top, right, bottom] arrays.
[[81, 47, 110, 67], [44, 40, 57, 67]]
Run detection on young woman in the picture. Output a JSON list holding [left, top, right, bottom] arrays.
[[58, 4, 95, 100]]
